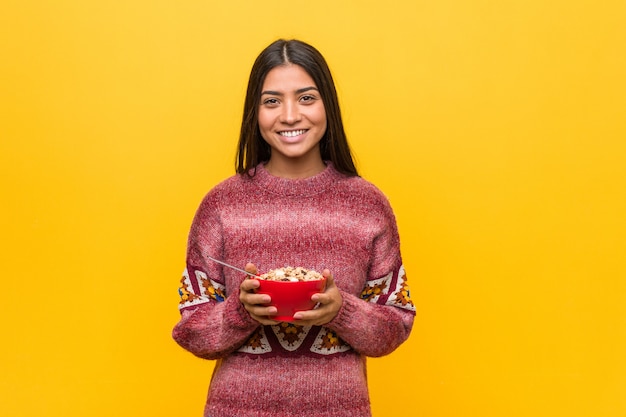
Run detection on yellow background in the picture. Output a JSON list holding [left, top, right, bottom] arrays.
[[1, 0, 625, 416]]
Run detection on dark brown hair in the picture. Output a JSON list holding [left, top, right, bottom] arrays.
[[236, 39, 358, 177]]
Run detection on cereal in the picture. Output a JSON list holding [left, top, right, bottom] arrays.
[[258, 267, 323, 282]]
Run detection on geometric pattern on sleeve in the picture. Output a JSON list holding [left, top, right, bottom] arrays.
[[309, 327, 352, 355], [385, 265, 416, 312], [236, 327, 272, 354], [359, 271, 393, 303], [271, 323, 312, 352], [178, 268, 226, 310]]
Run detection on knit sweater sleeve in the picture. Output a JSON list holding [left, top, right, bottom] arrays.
[[172, 190, 259, 360], [326, 188, 416, 358]]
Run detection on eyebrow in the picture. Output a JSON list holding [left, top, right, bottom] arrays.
[[261, 86, 319, 96]]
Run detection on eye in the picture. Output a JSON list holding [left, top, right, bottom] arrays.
[[299, 95, 318, 103], [262, 98, 279, 106]]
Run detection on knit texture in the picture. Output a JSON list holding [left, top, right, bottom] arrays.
[[173, 162, 415, 417]]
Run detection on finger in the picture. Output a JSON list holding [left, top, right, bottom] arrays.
[[311, 271, 334, 302], [240, 284, 271, 304], [240, 277, 260, 292], [248, 304, 281, 324], [248, 304, 278, 317], [245, 263, 258, 275], [292, 309, 328, 326], [322, 269, 335, 288], [290, 314, 312, 325], [254, 315, 281, 326]]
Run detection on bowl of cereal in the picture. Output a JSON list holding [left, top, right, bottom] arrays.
[[254, 267, 327, 321]]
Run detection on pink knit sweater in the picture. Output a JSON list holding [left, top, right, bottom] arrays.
[[173, 162, 415, 417]]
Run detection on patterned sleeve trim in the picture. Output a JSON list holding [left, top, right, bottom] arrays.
[[236, 324, 353, 357], [178, 268, 227, 311], [360, 265, 415, 312]]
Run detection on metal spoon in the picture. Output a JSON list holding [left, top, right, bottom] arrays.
[[206, 255, 260, 277]]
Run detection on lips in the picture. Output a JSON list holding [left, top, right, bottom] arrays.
[[278, 129, 307, 138]]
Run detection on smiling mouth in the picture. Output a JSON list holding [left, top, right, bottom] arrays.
[[278, 129, 307, 138]]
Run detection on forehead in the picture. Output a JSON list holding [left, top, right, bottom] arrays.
[[262, 64, 317, 91]]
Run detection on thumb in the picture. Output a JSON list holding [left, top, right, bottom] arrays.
[[322, 269, 334, 288], [245, 262, 258, 275]]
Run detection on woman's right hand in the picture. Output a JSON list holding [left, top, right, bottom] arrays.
[[239, 263, 280, 325]]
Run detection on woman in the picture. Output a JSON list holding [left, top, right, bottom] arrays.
[[173, 39, 415, 417]]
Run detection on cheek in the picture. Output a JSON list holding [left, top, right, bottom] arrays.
[[320, 113, 328, 134], [257, 111, 272, 132], [313, 105, 327, 128]]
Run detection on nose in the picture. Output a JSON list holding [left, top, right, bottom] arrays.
[[280, 100, 301, 124]]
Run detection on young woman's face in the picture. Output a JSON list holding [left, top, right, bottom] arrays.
[[258, 64, 327, 173]]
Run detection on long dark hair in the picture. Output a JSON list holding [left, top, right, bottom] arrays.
[[236, 39, 358, 177]]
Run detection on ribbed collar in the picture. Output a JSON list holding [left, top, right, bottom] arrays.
[[249, 161, 344, 197]]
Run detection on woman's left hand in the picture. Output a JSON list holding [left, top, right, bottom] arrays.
[[291, 269, 342, 326]]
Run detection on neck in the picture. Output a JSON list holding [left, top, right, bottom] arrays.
[[265, 158, 326, 179]]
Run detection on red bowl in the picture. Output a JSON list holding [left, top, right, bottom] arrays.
[[254, 277, 327, 321]]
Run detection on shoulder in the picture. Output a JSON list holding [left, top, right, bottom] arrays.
[[211, 172, 251, 194], [196, 173, 252, 211], [328, 174, 398, 223], [336, 175, 393, 207]]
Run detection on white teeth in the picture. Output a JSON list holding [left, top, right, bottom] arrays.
[[279, 129, 306, 137]]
